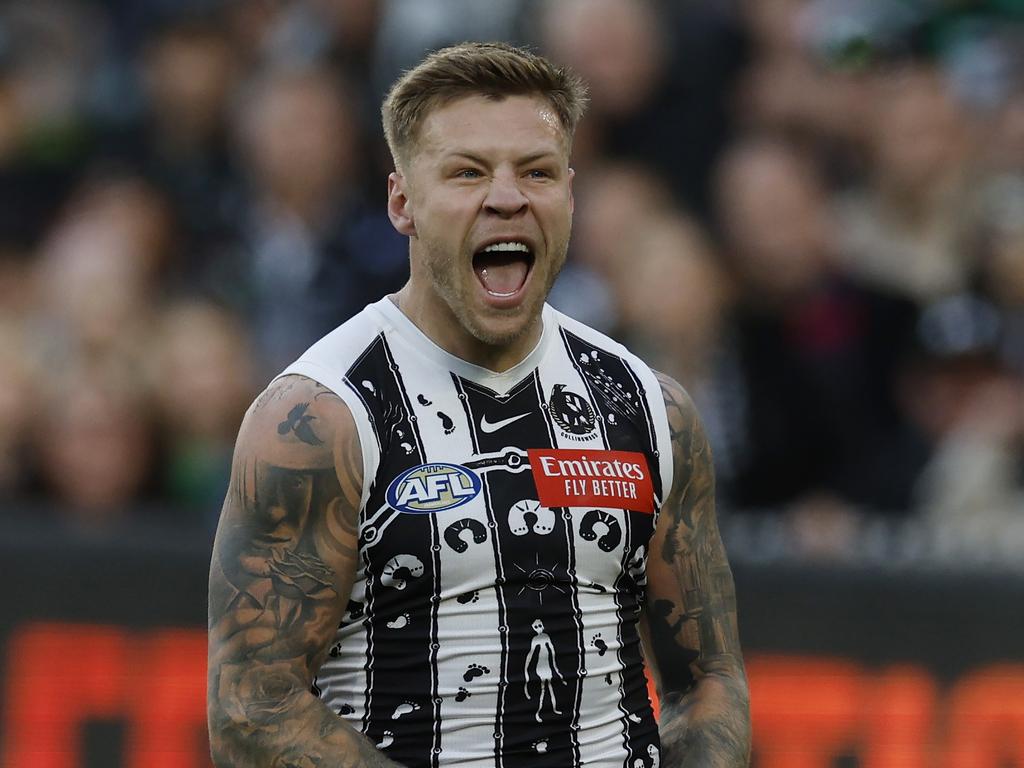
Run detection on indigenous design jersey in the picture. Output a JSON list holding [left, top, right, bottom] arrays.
[[280, 298, 673, 768]]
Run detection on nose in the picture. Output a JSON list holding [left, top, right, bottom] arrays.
[[483, 171, 529, 218]]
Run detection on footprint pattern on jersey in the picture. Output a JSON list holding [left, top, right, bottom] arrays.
[[376, 731, 394, 749], [455, 687, 471, 702], [456, 590, 479, 604], [591, 632, 608, 656], [392, 700, 420, 720], [437, 410, 455, 435], [463, 663, 490, 682], [386, 613, 410, 629]]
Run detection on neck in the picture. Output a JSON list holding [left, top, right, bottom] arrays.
[[391, 287, 543, 373]]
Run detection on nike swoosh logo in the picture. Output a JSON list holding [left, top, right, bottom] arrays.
[[480, 412, 531, 434]]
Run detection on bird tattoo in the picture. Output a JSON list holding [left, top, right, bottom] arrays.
[[277, 403, 323, 446]]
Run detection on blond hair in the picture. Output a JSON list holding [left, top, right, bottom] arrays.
[[382, 41, 588, 171]]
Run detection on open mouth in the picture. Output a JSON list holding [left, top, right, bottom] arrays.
[[473, 241, 535, 299]]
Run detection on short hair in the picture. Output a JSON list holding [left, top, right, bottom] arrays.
[[381, 41, 588, 171]]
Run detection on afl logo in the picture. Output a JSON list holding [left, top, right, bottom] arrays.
[[386, 463, 482, 514], [549, 384, 596, 438]]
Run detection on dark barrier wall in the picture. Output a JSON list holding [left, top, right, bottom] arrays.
[[1, 517, 1023, 767]]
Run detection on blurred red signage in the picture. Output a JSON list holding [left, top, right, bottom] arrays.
[[3, 623, 1023, 767]]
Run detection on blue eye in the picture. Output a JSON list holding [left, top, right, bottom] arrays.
[[458, 169, 481, 179], [528, 169, 552, 180]]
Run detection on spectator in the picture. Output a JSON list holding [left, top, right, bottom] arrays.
[[972, 174, 1024, 373], [31, 361, 157, 525], [735, 0, 875, 156], [29, 173, 173, 367], [549, 162, 673, 334], [609, 212, 740, 495], [713, 135, 918, 515], [153, 301, 257, 520], [897, 295, 1024, 561], [373, 0, 528, 99], [836, 65, 973, 303], [538, 0, 744, 217], [126, 14, 242, 284], [228, 65, 407, 375], [613, 211, 731, 392], [0, 0, 111, 246]]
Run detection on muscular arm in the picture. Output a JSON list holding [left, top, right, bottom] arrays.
[[643, 373, 751, 767], [207, 375, 402, 768]]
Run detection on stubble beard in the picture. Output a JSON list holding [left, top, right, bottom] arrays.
[[424, 236, 570, 349]]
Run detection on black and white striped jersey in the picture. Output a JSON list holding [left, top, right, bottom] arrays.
[[280, 297, 673, 768]]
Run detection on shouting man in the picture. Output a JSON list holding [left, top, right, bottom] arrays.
[[208, 42, 750, 767]]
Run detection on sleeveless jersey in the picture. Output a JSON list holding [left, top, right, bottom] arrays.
[[280, 297, 674, 768]]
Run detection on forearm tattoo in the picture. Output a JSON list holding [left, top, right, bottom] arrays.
[[648, 373, 751, 767], [208, 376, 403, 768]]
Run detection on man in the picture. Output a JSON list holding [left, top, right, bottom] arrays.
[[208, 42, 750, 767]]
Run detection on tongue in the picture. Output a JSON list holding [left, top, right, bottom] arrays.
[[474, 252, 529, 295]]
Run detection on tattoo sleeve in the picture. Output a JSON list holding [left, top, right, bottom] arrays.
[[208, 375, 404, 768], [644, 372, 751, 767]]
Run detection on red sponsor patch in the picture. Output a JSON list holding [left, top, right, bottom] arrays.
[[527, 448, 655, 513]]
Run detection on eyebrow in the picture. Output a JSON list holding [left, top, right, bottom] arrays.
[[444, 150, 561, 166]]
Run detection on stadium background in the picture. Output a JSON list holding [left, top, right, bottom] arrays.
[[1, 0, 1023, 765]]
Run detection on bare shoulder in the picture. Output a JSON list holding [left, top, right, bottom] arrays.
[[238, 374, 359, 469], [209, 373, 363, 687]]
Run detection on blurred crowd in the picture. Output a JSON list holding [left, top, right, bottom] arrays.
[[0, 0, 1022, 565]]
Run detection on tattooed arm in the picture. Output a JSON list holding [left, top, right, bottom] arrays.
[[643, 372, 751, 767], [207, 375, 403, 768]]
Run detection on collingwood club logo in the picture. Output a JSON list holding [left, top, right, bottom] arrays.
[[549, 384, 596, 440], [387, 463, 482, 514]]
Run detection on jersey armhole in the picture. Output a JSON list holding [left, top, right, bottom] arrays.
[[273, 361, 380, 512], [638, 365, 675, 507]]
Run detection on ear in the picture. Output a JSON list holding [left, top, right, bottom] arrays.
[[568, 167, 575, 215], [387, 172, 417, 237]]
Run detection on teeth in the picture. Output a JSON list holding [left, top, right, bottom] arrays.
[[482, 241, 530, 253]]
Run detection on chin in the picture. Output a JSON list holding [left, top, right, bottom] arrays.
[[466, 316, 531, 348], [460, 303, 539, 348]]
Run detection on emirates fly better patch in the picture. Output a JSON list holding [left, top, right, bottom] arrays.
[[527, 449, 655, 513]]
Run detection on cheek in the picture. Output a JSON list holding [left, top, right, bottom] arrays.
[[540, 189, 574, 227], [543, 206, 574, 248], [417, 197, 478, 240]]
